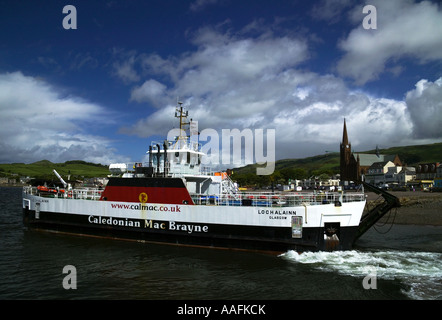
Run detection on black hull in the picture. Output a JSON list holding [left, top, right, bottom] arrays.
[[23, 208, 359, 253]]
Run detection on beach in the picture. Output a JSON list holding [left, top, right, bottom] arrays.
[[367, 191, 442, 226]]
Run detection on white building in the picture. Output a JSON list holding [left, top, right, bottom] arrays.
[[365, 161, 396, 185], [397, 167, 416, 185]]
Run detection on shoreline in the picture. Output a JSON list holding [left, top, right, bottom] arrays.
[[367, 191, 442, 226]]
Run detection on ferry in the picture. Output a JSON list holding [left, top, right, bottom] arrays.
[[22, 103, 373, 253]]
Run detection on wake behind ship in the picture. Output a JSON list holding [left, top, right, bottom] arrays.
[[22, 103, 371, 253]]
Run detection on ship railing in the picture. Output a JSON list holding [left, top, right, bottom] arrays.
[[23, 186, 103, 200], [191, 191, 365, 207]]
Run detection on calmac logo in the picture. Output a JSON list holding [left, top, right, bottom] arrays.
[[139, 192, 148, 203]]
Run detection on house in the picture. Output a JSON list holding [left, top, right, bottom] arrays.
[[353, 153, 402, 176], [0, 177, 17, 185], [299, 175, 340, 190], [340, 119, 403, 183], [365, 161, 396, 185], [434, 165, 442, 188], [384, 165, 403, 184], [413, 162, 440, 190], [397, 167, 416, 185], [416, 162, 440, 180]]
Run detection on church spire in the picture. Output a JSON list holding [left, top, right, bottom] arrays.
[[340, 118, 360, 182], [342, 118, 349, 146]]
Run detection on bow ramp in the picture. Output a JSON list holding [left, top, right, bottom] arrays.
[[354, 182, 401, 243]]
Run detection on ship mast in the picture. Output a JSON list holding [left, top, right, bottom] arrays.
[[175, 101, 189, 131], [174, 100, 190, 145]]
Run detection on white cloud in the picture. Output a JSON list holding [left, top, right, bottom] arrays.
[[406, 77, 442, 139], [111, 49, 140, 83], [130, 79, 168, 106], [119, 104, 177, 138], [271, 79, 413, 155], [119, 26, 439, 162], [337, 0, 442, 84], [0, 71, 128, 164]]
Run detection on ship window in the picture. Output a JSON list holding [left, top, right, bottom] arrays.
[[187, 152, 191, 164], [152, 153, 164, 165], [170, 151, 181, 164]]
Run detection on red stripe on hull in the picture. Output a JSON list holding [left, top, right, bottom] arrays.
[[100, 186, 194, 205]]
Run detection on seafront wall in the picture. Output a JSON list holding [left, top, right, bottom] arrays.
[[368, 191, 442, 226]]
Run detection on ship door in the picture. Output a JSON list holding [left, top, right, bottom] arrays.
[[324, 222, 340, 251], [23, 199, 31, 225], [35, 203, 40, 219], [291, 216, 303, 238]]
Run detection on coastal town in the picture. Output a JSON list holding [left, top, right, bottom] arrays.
[[267, 156, 442, 193], [1, 159, 441, 192], [1, 121, 441, 192]]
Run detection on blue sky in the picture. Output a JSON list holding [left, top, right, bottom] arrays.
[[0, 0, 441, 166]]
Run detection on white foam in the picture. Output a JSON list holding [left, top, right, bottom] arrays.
[[280, 250, 442, 299]]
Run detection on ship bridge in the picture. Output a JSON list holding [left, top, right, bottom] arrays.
[[111, 102, 240, 199]]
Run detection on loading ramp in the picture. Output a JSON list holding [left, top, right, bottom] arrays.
[[353, 181, 401, 243]]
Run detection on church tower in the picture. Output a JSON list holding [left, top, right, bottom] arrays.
[[340, 118, 351, 169], [340, 119, 360, 182]]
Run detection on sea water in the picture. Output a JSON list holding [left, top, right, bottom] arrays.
[[1, 187, 441, 300]]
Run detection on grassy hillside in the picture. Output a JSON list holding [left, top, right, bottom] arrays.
[[0, 142, 440, 184], [231, 142, 442, 186], [374, 143, 442, 165], [0, 160, 109, 180]]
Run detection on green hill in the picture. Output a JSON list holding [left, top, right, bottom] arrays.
[[1, 142, 440, 185], [231, 142, 442, 186], [0, 160, 109, 180], [375, 143, 442, 165]]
